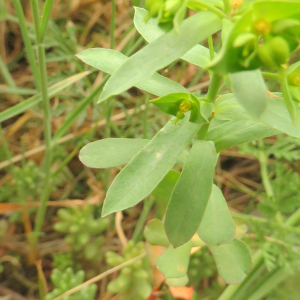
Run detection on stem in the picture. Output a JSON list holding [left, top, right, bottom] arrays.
[[258, 140, 274, 199], [11, 0, 41, 91], [30, 0, 53, 235], [206, 73, 223, 102], [262, 72, 280, 80], [132, 197, 155, 242], [0, 54, 16, 87], [188, 0, 227, 18], [40, 0, 55, 41], [223, 0, 231, 14], [110, 0, 116, 49], [143, 94, 149, 139], [208, 36, 215, 60]]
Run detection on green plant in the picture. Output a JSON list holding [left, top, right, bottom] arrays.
[[78, 0, 300, 297], [54, 206, 109, 260], [106, 240, 152, 300], [46, 267, 97, 300]]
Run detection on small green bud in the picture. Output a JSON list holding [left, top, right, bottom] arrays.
[[257, 44, 277, 70], [269, 36, 290, 65]]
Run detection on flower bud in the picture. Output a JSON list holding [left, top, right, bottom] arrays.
[[253, 19, 271, 35], [269, 36, 290, 65]]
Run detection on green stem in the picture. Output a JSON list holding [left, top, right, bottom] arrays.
[[40, 0, 55, 41], [132, 197, 155, 242], [206, 73, 223, 102], [0, 54, 16, 87], [262, 72, 280, 80], [223, 0, 231, 14], [208, 36, 215, 60], [143, 94, 149, 139], [188, 0, 227, 18], [30, 0, 53, 235], [11, 0, 41, 91]]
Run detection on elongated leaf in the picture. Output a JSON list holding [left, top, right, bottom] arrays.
[[165, 140, 217, 248], [262, 97, 300, 138], [209, 239, 252, 284], [99, 11, 222, 102], [230, 70, 268, 119], [134, 7, 211, 68], [0, 87, 37, 95], [102, 117, 200, 216], [144, 219, 170, 247], [156, 241, 192, 278], [152, 170, 180, 202], [198, 184, 235, 246], [77, 48, 188, 96], [0, 71, 90, 123], [79, 138, 149, 168]]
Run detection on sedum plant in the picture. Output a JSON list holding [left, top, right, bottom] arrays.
[[54, 206, 109, 260], [78, 0, 300, 286], [46, 267, 97, 300]]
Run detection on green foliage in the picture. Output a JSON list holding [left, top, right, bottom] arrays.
[[106, 241, 152, 300], [46, 268, 97, 300], [52, 253, 76, 272], [54, 206, 109, 260]]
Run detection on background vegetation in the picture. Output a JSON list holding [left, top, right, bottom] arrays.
[[1, 0, 300, 299]]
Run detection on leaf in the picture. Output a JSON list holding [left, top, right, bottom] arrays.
[[79, 138, 149, 168], [102, 117, 200, 216], [281, 76, 300, 126], [150, 93, 207, 125], [209, 239, 252, 284], [99, 11, 222, 102], [0, 71, 91, 123], [151, 170, 180, 202], [76, 48, 188, 97], [198, 184, 235, 246], [166, 275, 189, 287], [156, 241, 192, 278], [134, 7, 212, 68], [229, 70, 268, 119], [165, 140, 217, 248], [144, 219, 170, 248]]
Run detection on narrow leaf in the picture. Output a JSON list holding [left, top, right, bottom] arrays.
[[76, 48, 188, 96], [230, 70, 268, 119], [0, 71, 90, 123], [134, 7, 211, 68], [102, 117, 200, 216], [99, 11, 222, 102], [165, 140, 217, 248], [144, 219, 170, 248], [209, 239, 252, 284], [156, 241, 192, 278], [79, 138, 149, 168], [198, 184, 235, 246]]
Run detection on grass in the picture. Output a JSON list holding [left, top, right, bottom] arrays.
[[1, 1, 300, 300]]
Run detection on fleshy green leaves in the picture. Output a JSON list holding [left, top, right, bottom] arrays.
[[76, 48, 188, 97], [102, 118, 200, 216], [209, 239, 252, 284], [150, 93, 207, 124], [134, 7, 212, 69], [79, 139, 149, 168], [156, 241, 192, 278], [99, 11, 222, 102], [165, 140, 217, 248], [144, 219, 170, 248], [229, 70, 268, 119], [198, 184, 235, 246]]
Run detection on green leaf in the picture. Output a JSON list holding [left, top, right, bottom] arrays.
[[102, 117, 200, 216], [229, 70, 268, 119], [99, 11, 222, 102], [209, 239, 252, 284], [79, 138, 149, 168], [150, 93, 207, 125], [166, 275, 189, 287], [198, 184, 235, 246], [76, 48, 188, 97], [151, 170, 180, 202], [281, 76, 300, 126], [165, 140, 217, 248], [261, 96, 300, 138], [144, 219, 170, 247], [156, 241, 192, 278], [133, 7, 212, 68], [0, 71, 91, 123]]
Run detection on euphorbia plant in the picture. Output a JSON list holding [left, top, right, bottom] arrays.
[[78, 0, 300, 291]]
